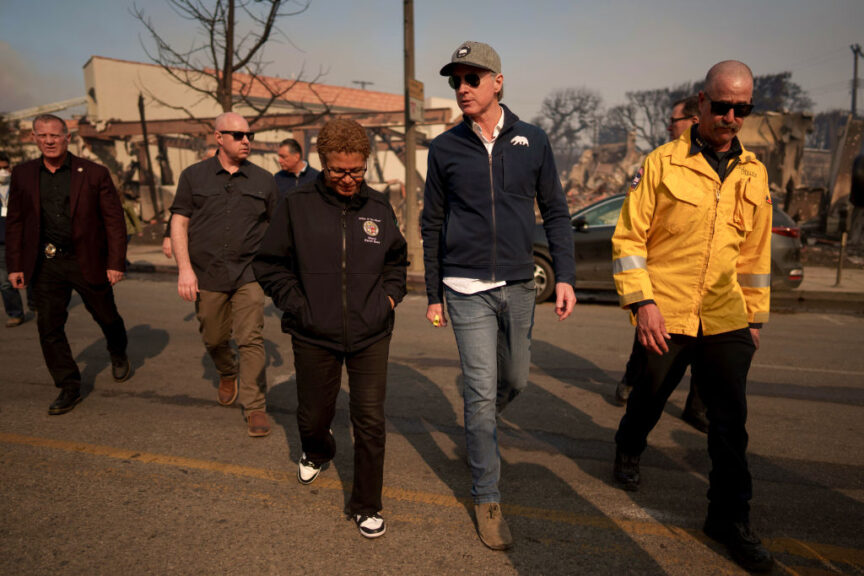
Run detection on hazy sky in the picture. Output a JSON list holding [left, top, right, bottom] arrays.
[[1, 0, 862, 121]]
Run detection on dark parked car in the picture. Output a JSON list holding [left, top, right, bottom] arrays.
[[533, 193, 804, 302]]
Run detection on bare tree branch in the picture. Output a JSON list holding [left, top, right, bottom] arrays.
[[139, 85, 216, 132], [533, 87, 603, 169], [132, 0, 317, 117], [236, 62, 331, 128], [603, 89, 669, 151]]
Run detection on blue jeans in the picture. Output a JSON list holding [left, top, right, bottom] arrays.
[[445, 281, 536, 504]]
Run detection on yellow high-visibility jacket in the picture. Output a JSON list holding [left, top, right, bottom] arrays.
[[612, 132, 772, 336]]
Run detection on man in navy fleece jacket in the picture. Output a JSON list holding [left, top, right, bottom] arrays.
[[421, 40, 577, 551]]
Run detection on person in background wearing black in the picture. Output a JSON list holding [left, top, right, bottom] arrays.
[[254, 118, 407, 539], [274, 138, 319, 201], [614, 95, 708, 434], [5, 115, 130, 415], [0, 151, 32, 327]]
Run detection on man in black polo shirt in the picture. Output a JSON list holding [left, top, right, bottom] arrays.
[[170, 112, 277, 438], [274, 138, 319, 201], [5, 114, 130, 415]]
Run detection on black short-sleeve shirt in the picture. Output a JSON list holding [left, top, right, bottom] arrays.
[[170, 153, 277, 292]]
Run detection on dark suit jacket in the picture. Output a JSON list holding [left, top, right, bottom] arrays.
[[5, 153, 127, 285]]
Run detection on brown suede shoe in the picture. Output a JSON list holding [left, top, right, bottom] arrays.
[[217, 376, 238, 406], [246, 410, 270, 438], [475, 502, 513, 550]]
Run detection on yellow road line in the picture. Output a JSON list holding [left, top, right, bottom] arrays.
[[2, 432, 862, 569]]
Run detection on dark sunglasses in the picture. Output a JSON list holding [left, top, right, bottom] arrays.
[[448, 73, 482, 90], [218, 130, 255, 141], [707, 98, 754, 118]]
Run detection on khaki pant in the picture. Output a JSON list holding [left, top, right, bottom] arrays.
[[196, 282, 267, 415]]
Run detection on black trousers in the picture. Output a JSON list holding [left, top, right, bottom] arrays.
[[292, 335, 391, 516], [623, 333, 706, 414], [31, 254, 127, 389], [615, 327, 755, 522]]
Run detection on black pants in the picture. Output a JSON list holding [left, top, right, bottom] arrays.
[[623, 333, 706, 414], [292, 335, 391, 516], [615, 327, 755, 522], [31, 255, 127, 389]]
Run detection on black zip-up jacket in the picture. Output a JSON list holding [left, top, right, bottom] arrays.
[[253, 175, 408, 352], [421, 105, 575, 304]]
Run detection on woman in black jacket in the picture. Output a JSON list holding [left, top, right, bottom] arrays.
[[253, 119, 408, 539]]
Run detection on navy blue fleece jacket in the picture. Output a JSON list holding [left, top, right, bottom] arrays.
[[421, 105, 575, 304]]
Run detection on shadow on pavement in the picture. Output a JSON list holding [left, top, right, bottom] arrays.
[[390, 345, 670, 574], [387, 361, 473, 516], [77, 323, 170, 398], [266, 350, 357, 516], [530, 337, 864, 570]]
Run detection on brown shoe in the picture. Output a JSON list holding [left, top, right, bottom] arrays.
[[6, 316, 24, 328], [217, 376, 238, 406], [475, 502, 513, 550], [246, 410, 270, 438]]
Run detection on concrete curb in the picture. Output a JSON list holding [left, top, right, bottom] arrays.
[[771, 290, 864, 315]]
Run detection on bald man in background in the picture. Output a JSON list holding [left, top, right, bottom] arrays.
[[171, 112, 277, 438]]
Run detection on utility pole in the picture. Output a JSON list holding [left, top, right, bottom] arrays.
[[852, 44, 863, 117], [403, 0, 421, 275], [137, 93, 160, 218]]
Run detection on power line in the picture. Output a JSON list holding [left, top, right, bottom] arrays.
[[808, 80, 852, 94], [785, 46, 848, 73]]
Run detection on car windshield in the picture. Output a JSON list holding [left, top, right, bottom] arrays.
[[575, 196, 625, 227]]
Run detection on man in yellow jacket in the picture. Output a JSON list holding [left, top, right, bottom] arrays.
[[612, 61, 773, 573]]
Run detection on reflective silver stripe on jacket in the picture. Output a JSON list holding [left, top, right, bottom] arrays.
[[738, 273, 771, 288], [613, 255, 647, 274]]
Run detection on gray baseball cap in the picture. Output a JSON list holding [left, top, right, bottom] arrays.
[[439, 41, 501, 76]]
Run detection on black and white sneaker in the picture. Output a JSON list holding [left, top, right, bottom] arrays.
[[297, 453, 322, 485], [354, 513, 386, 539]]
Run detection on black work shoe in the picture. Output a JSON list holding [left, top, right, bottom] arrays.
[[681, 408, 709, 434], [49, 387, 81, 415], [613, 449, 640, 491], [703, 518, 775, 573], [111, 355, 131, 382]]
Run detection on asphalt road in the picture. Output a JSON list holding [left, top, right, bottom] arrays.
[[1, 275, 862, 575]]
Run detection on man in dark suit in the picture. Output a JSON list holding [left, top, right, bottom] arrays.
[[5, 114, 130, 415]]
